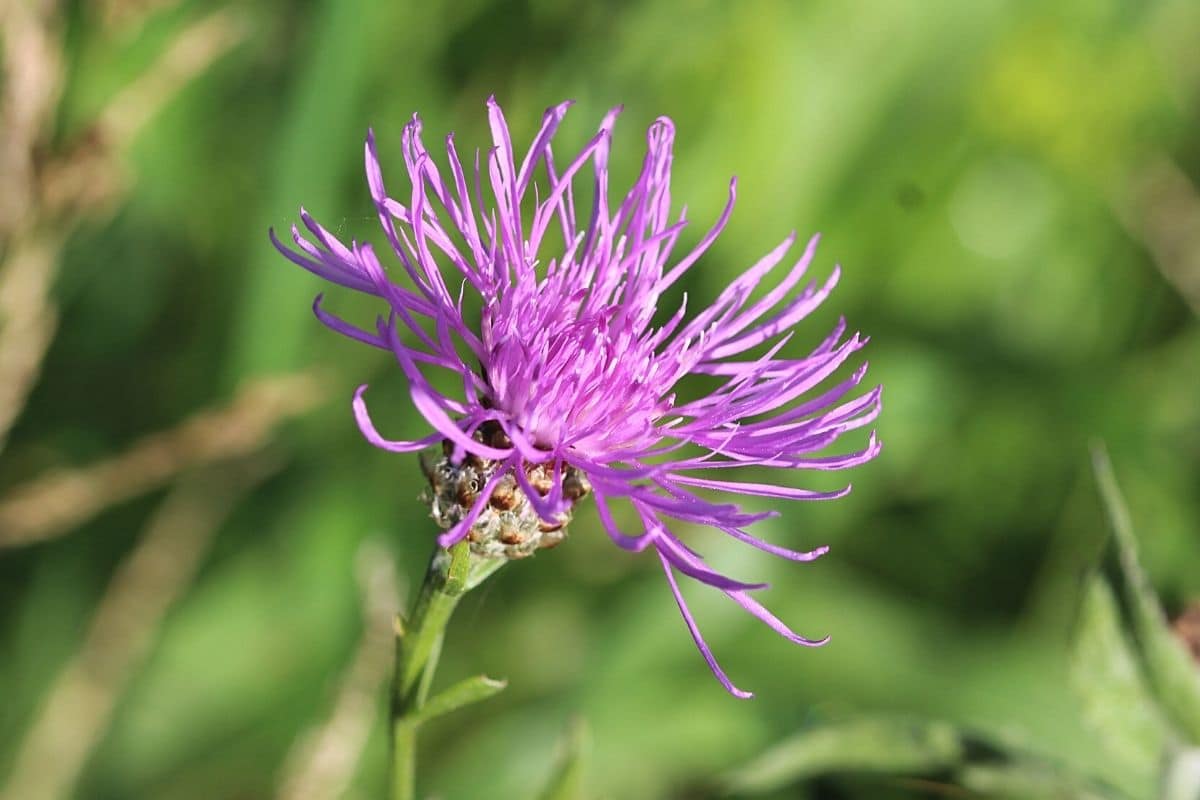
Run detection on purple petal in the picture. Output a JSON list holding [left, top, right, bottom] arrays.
[[353, 385, 445, 453], [437, 464, 516, 547], [657, 549, 753, 699]]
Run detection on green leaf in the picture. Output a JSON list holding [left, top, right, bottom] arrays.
[[225, 0, 404, 382], [960, 761, 1126, 800], [536, 717, 589, 800], [1092, 444, 1200, 744], [718, 717, 964, 795], [394, 674, 506, 731], [1069, 576, 1169, 790], [465, 555, 508, 591]]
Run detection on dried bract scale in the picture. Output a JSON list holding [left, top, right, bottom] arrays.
[[273, 98, 881, 697], [421, 425, 578, 559]]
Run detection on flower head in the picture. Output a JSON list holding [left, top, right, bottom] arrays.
[[272, 98, 882, 697]]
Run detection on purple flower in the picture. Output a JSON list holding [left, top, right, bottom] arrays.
[[272, 98, 881, 697]]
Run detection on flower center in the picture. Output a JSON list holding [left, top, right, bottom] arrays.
[[481, 283, 672, 455], [421, 425, 592, 559]]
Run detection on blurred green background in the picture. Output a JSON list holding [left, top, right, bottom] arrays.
[[2, 0, 1199, 798]]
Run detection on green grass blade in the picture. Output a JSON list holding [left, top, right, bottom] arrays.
[[535, 717, 589, 800], [1070, 575, 1169, 792], [719, 717, 964, 795], [1091, 443, 1200, 744]]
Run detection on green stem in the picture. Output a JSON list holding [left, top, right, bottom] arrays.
[[389, 540, 501, 800]]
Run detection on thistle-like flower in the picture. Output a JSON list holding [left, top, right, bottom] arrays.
[[272, 98, 881, 697]]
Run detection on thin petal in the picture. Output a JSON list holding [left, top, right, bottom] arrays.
[[657, 549, 753, 699], [353, 385, 444, 453]]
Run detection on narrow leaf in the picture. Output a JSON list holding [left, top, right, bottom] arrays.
[[466, 555, 507, 591], [960, 762, 1127, 800], [395, 674, 506, 731], [536, 717, 589, 800], [1092, 444, 1200, 743], [1070, 576, 1169, 789], [719, 717, 964, 794]]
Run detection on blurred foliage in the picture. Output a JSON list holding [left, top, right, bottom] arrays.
[[718, 448, 1200, 800], [2, 0, 1200, 798]]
